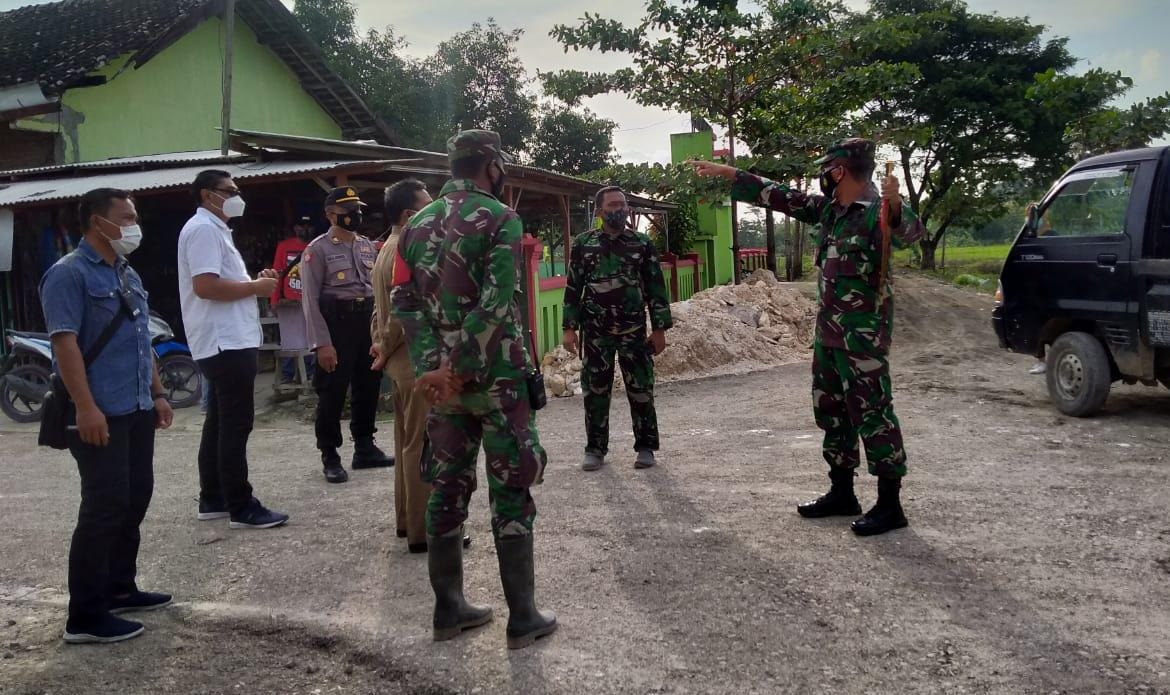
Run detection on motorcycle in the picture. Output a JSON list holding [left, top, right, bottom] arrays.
[[0, 331, 52, 423], [149, 314, 202, 410], [0, 314, 202, 423]]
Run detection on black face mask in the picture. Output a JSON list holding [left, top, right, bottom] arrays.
[[337, 210, 363, 232], [294, 226, 312, 240], [819, 167, 840, 198], [489, 161, 507, 200]]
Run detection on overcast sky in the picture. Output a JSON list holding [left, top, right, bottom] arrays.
[[4, 0, 1165, 163]]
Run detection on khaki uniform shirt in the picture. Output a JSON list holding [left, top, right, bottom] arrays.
[[371, 229, 414, 384], [300, 229, 378, 349]]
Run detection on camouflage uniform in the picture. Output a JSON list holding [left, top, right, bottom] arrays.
[[390, 132, 545, 540], [563, 228, 672, 456], [730, 139, 924, 479]]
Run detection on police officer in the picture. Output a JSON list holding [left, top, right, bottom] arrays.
[[301, 187, 394, 484]]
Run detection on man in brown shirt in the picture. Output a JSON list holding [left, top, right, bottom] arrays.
[[371, 179, 435, 551]]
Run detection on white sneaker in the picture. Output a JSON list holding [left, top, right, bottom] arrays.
[[1029, 362, 1047, 375]]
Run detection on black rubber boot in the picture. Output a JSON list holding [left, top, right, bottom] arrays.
[[352, 436, 394, 469], [322, 448, 348, 484], [851, 477, 909, 536], [495, 534, 557, 650], [428, 531, 493, 641], [797, 468, 862, 518]]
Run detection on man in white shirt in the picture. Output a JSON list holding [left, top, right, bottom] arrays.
[[177, 170, 289, 530]]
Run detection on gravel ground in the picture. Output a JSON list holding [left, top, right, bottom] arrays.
[[2, 275, 1169, 695]]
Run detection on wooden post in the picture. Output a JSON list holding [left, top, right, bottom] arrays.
[[219, 0, 236, 156]]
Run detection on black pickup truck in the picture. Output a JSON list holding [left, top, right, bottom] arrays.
[[992, 146, 1170, 416]]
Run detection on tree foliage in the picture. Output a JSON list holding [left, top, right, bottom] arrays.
[[852, 0, 1170, 267], [529, 106, 617, 176], [428, 20, 538, 153]]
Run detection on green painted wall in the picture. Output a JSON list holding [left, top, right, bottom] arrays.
[[60, 16, 342, 162], [670, 132, 733, 286]]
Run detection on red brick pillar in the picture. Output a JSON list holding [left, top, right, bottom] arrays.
[[661, 252, 680, 302], [521, 236, 542, 351]]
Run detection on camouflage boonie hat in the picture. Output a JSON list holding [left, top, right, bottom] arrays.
[[446, 129, 515, 165], [814, 138, 876, 168]]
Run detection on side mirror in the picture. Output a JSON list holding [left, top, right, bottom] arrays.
[[1024, 204, 1039, 236]]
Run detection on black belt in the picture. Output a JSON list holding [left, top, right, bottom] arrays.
[[322, 296, 374, 315]]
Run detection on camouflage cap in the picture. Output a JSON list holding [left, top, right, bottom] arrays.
[[814, 138, 876, 168], [446, 129, 515, 165]]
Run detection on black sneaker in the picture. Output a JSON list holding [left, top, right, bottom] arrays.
[[197, 498, 229, 521], [229, 499, 289, 530], [109, 590, 173, 615], [63, 614, 144, 644]]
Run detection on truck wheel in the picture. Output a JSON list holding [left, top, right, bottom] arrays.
[[1046, 332, 1112, 417]]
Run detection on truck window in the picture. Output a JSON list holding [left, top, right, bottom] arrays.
[[1037, 168, 1135, 238]]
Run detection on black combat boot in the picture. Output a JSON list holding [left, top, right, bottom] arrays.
[[797, 467, 862, 518], [352, 436, 394, 469], [322, 448, 348, 484], [428, 531, 493, 641], [851, 477, 909, 536], [495, 534, 557, 650]]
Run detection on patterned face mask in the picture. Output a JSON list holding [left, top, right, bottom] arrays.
[[603, 208, 629, 230]]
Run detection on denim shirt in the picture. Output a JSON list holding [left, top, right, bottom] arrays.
[[40, 240, 154, 417]]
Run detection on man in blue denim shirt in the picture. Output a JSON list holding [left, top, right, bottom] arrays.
[[40, 188, 175, 645]]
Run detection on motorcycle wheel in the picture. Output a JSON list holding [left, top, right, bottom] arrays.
[[1, 363, 51, 423], [159, 354, 202, 409]]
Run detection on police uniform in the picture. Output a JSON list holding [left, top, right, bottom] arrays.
[[301, 187, 393, 483]]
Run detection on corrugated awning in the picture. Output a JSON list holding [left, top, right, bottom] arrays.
[[0, 159, 395, 208]]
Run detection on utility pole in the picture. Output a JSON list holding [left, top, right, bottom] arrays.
[[725, 41, 741, 285], [219, 0, 236, 156]]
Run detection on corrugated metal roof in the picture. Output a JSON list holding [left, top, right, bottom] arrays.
[[0, 159, 394, 207], [0, 150, 249, 178]]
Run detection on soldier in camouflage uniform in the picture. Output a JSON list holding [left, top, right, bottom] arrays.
[[692, 138, 924, 536], [390, 130, 556, 649], [563, 186, 673, 472]]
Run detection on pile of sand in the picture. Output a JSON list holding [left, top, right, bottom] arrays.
[[540, 270, 816, 397]]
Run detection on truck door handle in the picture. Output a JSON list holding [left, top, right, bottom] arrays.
[[1097, 253, 1118, 266]]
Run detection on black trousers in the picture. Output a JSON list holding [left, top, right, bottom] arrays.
[[314, 310, 381, 451], [196, 349, 257, 515], [67, 409, 155, 625]]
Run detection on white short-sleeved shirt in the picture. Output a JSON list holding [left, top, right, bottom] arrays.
[[177, 207, 261, 360]]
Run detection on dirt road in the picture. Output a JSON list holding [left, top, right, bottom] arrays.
[[2, 275, 1169, 695]]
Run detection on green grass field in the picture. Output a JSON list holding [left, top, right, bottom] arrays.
[[892, 243, 1011, 293]]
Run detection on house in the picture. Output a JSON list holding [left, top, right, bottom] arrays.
[[0, 0, 393, 170]]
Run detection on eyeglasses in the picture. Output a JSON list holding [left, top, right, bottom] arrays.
[[211, 187, 240, 196]]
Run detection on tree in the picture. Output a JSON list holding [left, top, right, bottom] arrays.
[[429, 19, 538, 153], [853, 0, 1170, 269], [544, 0, 814, 282], [529, 106, 617, 176], [294, 0, 436, 146]]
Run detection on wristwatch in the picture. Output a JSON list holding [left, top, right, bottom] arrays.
[[152, 392, 168, 401]]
